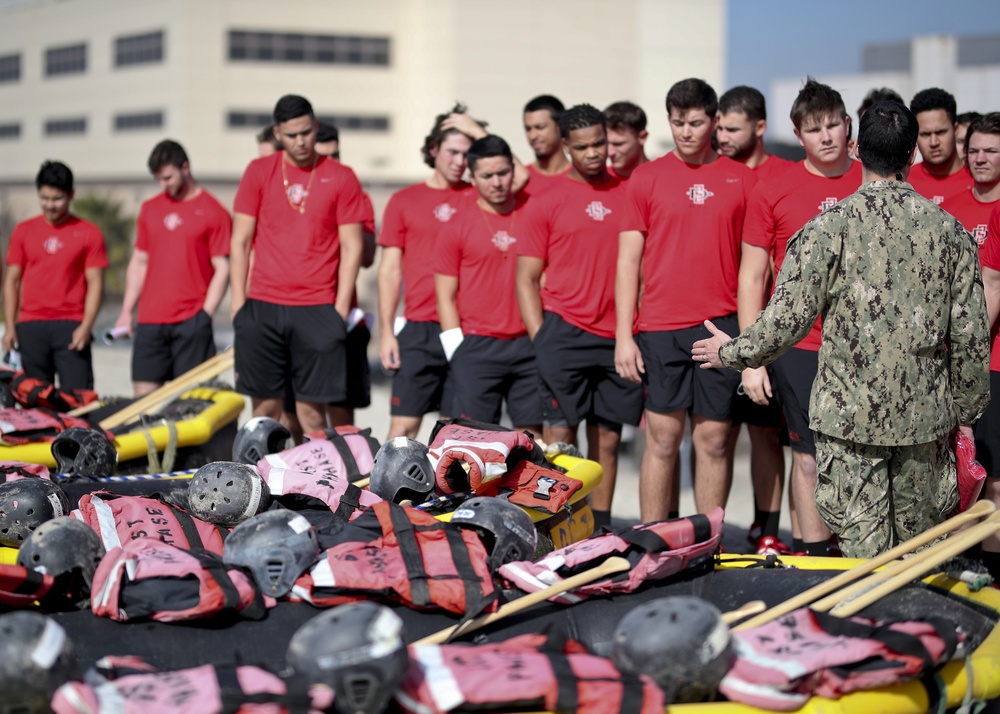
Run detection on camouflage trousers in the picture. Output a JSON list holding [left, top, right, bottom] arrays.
[[814, 432, 958, 559]]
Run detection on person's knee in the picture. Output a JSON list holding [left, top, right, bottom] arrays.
[[388, 417, 420, 440], [793, 451, 818, 479], [692, 422, 730, 461]]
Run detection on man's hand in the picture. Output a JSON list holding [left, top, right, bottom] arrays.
[[615, 334, 645, 384], [691, 320, 732, 369], [380, 332, 401, 371], [68, 324, 91, 351], [1, 328, 16, 353], [741, 367, 772, 406], [439, 113, 488, 141], [229, 298, 245, 322], [113, 312, 134, 338], [959, 424, 975, 442]]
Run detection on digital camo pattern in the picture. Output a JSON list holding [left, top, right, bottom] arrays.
[[720, 180, 990, 446]]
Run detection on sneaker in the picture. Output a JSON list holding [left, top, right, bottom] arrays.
[[747, 521, 762, 547], [755, 535, 792, 557]]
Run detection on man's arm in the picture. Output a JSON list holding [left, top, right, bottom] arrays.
[[434, 272, 464, 362], [983, 265, 1000, 332], [515, 255, 545, 339], [335, 222, 364, 320], [737, 243, 774, 405], [441, 112, 530, 193], [377, 246, 403, 370], [949, 240, 992, 428], [229, 212, 256, 319], [2, 265, 21, 352], [114, 248, 148, 334], [614, 229, 645, 384], [202, 256, 231, 317], [69, 267, 103, 350]]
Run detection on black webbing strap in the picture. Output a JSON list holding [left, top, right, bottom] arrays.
[[615, 671, 648, 714], [328, 433, 363, 482], [192, 551, 242, 612], [812, 610, 953, 673], [0, 465, 42, 482], [387, 503, 432, 607], [214, 666, 314, 714], [169, 505, 206, 550], [544, 653, 580, 713], [441, 523, 493, 618], [619, 513, 712, 553], [331, 484, 365, 521]]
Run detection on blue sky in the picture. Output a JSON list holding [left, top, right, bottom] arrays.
[[727, 0, 1000, 93]]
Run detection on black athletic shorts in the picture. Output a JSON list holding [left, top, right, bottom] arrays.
[[449, 334, 543, 426], [330, 323, 371, 410], [234, 299, 347, 403], [771, 346, 818, 455], [637, 314, 741, 421], [730, 368, 785, 429], [17, 320, 93, 391], [975, 370, 1000, 479], [132, 310, 215, 384], [533, 312, 643, 430], [391, 320, 455, 418]]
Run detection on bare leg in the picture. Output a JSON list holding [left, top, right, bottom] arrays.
[[327, 405, 354, 428], [585, 422, 622, 513], [690, 414, 734, 512], [280, 409, 304, 444], [748, 424, 785, 512], [791, 450, 831, 541], [640, 410, 686, 522], [295, 400, 328, 434], [251, 397, 283, 420], [387, 416, 422, 440], [543, 425, 577, 447], [132, 381, 161, 397]]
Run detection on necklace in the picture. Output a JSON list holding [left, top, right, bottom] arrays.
[[479, 199, 518, 259], [281, 153, 318, 214]]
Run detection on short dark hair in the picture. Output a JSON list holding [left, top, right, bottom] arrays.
[[523, 95, 564, 121], [316, 122, 339, 144], [467, 135, 513, 172], [790, 78, 847, 130], [36, 161, 73, 193], [420, 103, 485, 169], [558, 103, 606, 139], [604, 101, 647, 133], [966, 112, 1000, 148], [256, 123, 280, 150], [857, 101, 918, 177], [718, 86, 766, 123], [957, 111, 983, 127], [858, 87, 903, 117], [273, 94, 314, 124], [666, 78, 718, 117], [909, 88, 957, 124], [147, 139, 189, 174]]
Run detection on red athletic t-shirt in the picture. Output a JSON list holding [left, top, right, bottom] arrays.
[[519, 174, 628, 338], [435, 195, 528, 339], [233, 153, 367, 306], [620, 154, 758, 331], [742, 161, 863, 351], [523, 164, 571, 197], [378, 182, 474, 322], [6, 215, 108, 322], [752, 155, 795, 183], [941, 188, 997, 249], [135, 190, 231, 324], [908, 163, 970, 207], [979, 204, 1000, 371]]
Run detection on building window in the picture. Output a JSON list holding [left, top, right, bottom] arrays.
[[0, 123, 20, 139], [958, 34, 1000, 67], [45, 43, 87, 76], [228, 31, 390, 66], [115, 30, 165, 67], [0, 54, 21, 83], [227, 111, 390, 132], [114, 111, 164, 131], [45, 117, 86, 136]]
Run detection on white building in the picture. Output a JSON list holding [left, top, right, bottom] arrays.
[[769, 34, 1000, 145]]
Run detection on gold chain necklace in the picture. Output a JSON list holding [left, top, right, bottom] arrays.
[[281, 153, 318, 214]]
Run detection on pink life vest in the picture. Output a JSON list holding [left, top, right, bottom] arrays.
[[52, 664, 333, 714], [261, 465, 382, 521], [499, 508, 724, 604], [290, 501, 497, 616], [719, 607, 957, 710], [428, 423, 538, 495], [72, 493, 227, 555], [0, 461, 50, 482], [0, 407, 100, 445], [260, 428, 376, 484], [397, 632, 665, 714]]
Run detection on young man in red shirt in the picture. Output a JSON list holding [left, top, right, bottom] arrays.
[[739, 80, 862, 556], [3, 161, 107, 390], [435, 135, 542, 433], [604, 101, 649, 180], [114, 140, 231, 396], [942, 113, 1000, 245], [616, 78, 757, 522], [716, 85, 794, 555], [230, 94, 367, 434], [522, 95, 571, 192], [908, 88, 970, 206], [519, 104, 643, 527]]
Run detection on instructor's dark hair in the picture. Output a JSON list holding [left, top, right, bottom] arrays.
[[467, 135, 513, 172], [147, 140, 189, 174], [909, 88, 956, 124], [857, 101, 917, 177], [273, 95, 314, 124], [523, 95, 565, 121], [718, 86, 767, 123], [420, 103, 486, 169], [604, 101, 647, 133], [35, 161, 73, 193], [666, 78, 718, 117], [558, 104, 606, 139], [858, 87, 903, 117], [790, 78, 847, 130]]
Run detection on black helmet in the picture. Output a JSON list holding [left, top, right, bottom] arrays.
[[187, 461, 271, 527], [223, 509, 320, 598], [16, 517, 105, 601], [51, 427, 117, 478], [286, 601, 409, 714], [450, 496, 537, 572], [0, 478, 70, 547], [369, 437, 434, 503], [232, 416, 291, 465], [611, 596, 733, 703], [0, 611, 77, 713]]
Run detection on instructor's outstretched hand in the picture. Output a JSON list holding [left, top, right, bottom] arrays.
[[691, 320, 731, 369]]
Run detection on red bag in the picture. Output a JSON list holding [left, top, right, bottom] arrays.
[[954, 430, 986, 513]]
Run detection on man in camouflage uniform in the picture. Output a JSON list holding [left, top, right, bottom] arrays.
[[692, 101, 990, 558]]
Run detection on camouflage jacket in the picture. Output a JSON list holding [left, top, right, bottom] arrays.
[[720, 180, 990, 446]]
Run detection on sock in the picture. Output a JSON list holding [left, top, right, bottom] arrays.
[[793, 538, 805, 553], [758, 510, 781, 539], [803, 539, 830, 557], [668, 511, 679, 520], [592, 509, 611, 530], [981, 550, 1000, 583], [754, 505, 765, 529]]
